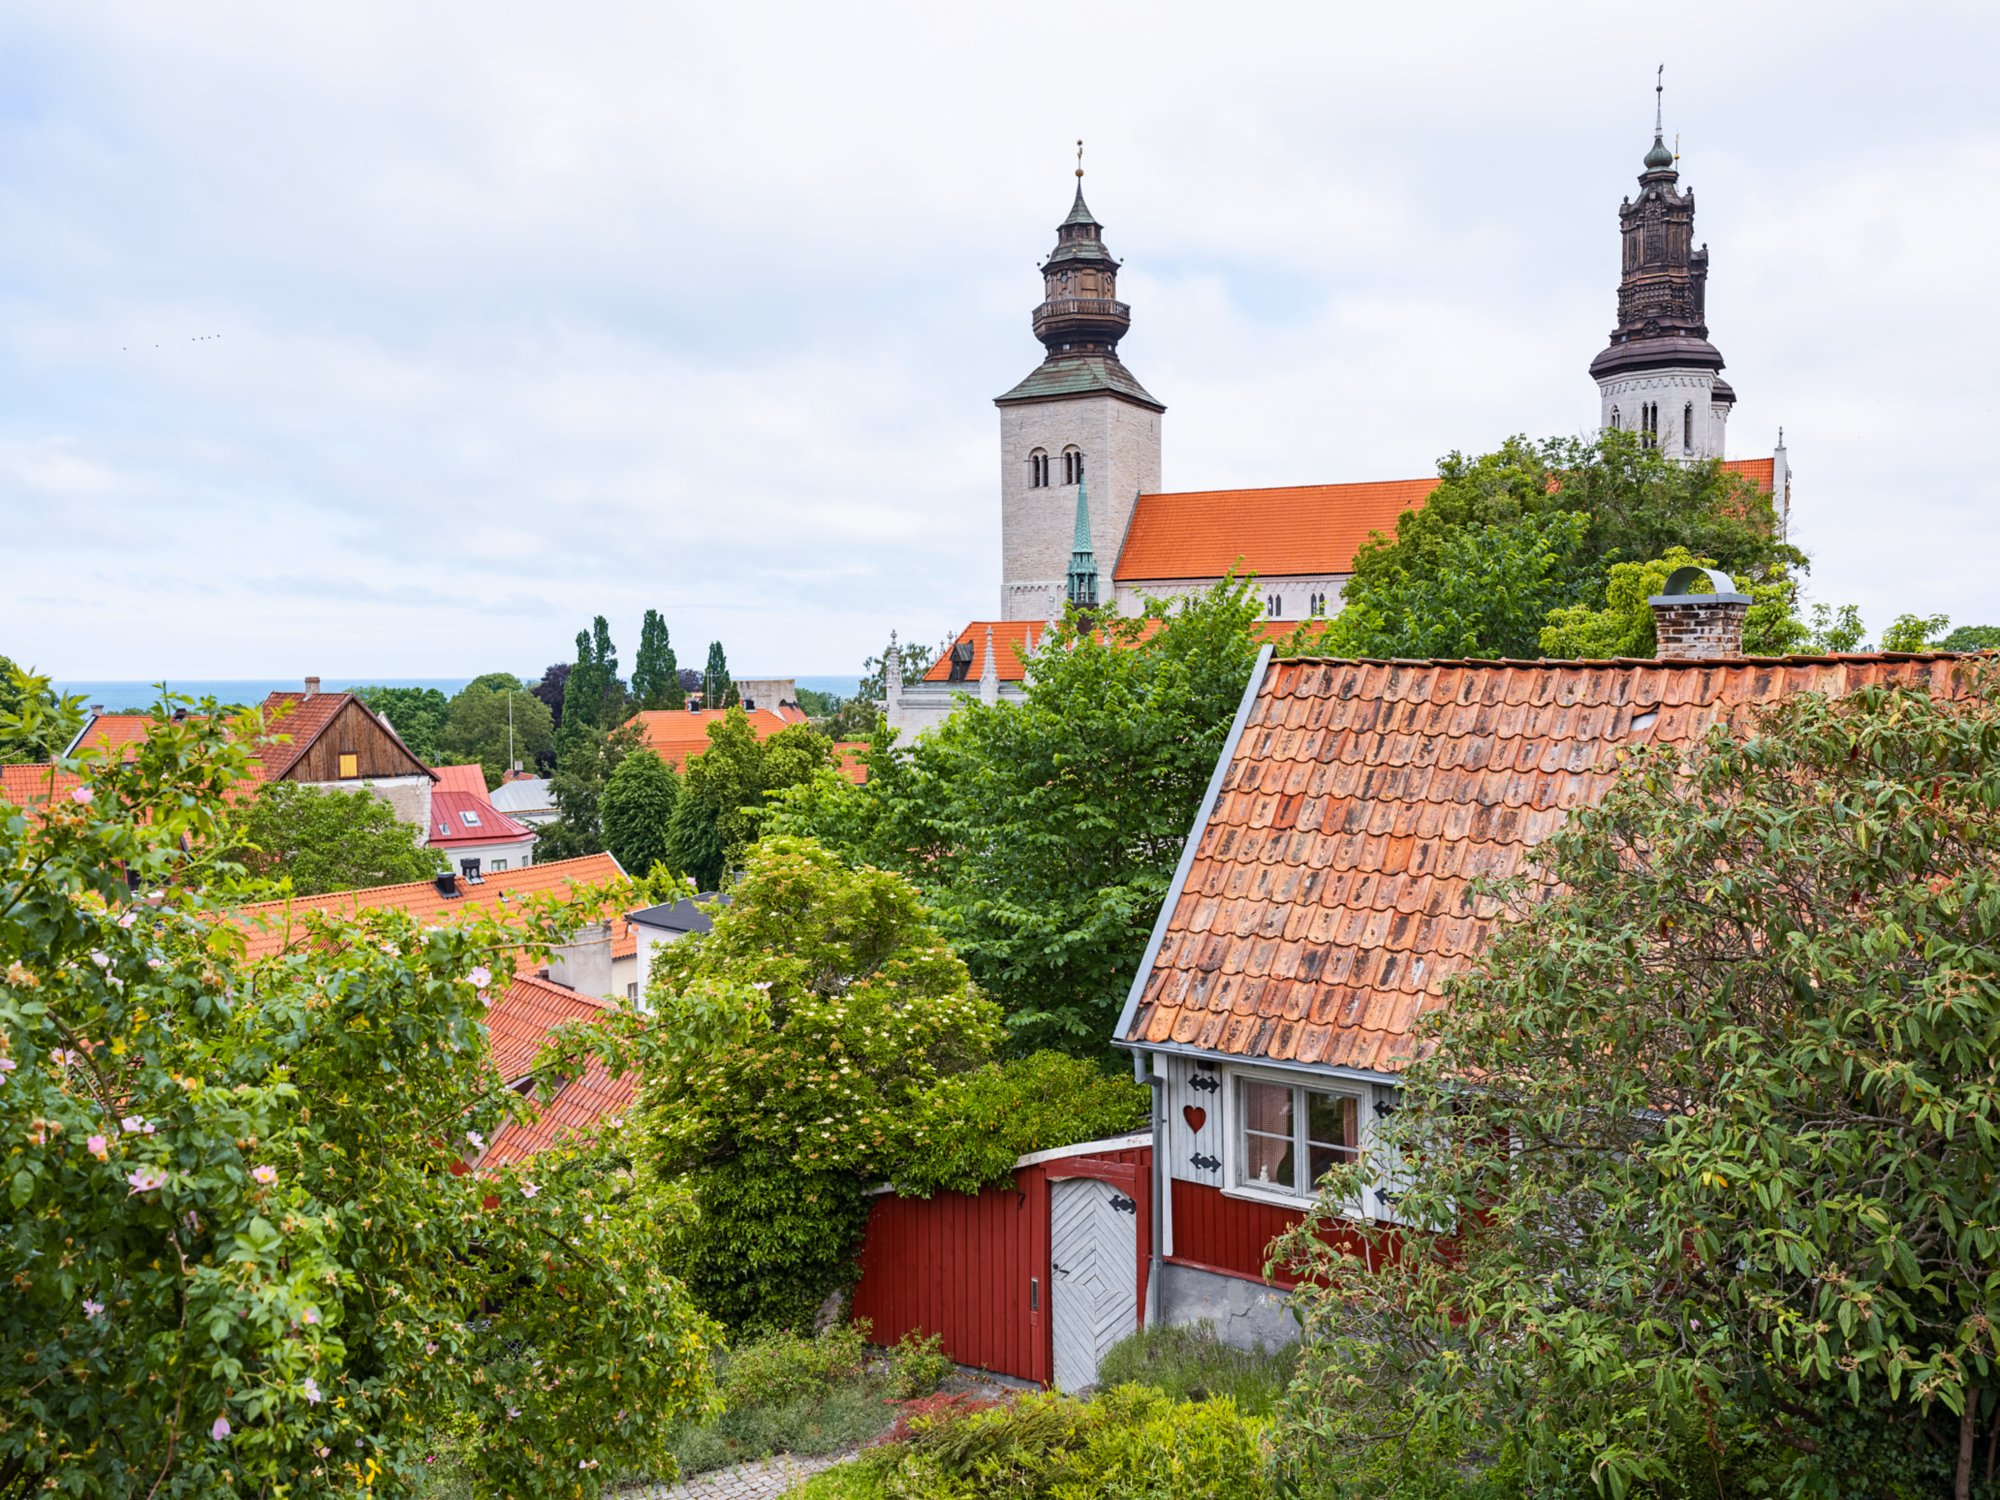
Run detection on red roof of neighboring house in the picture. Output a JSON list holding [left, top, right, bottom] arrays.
[[832, 742, 870, 784], [486, 971, 607, 1084], [922, 619, 1305, 685], [433, 764, 490, 798], [626, 708, 799, 769], [1112, 461, 1781, 585], [484, 1061, 639, 1168], [429, 789, 535, 849], [1120, 650, 1975, 1075], [65, 713, 156, 760], [232, 852, 634, 962]]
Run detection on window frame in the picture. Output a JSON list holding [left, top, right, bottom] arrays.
[[337, 752, 359, 779], [1221, 1065, 1366, 1211]]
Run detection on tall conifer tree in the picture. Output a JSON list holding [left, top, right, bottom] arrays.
[[702, 642, 732, 710], [633, 609, 682, 710]]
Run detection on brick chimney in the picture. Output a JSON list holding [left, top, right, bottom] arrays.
[[304, 675, 321, 698], [1649, 566, 1751, 660]]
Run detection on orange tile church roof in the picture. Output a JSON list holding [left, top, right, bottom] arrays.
[[626, 708, 800, 769], [922, 619, 1305, 685], [1119, 649, 1972, 1075]]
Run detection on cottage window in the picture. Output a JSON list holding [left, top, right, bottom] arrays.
[[337, 752, 359, 779], [1229, 1074, 1359, 1203], [489, 859, 507, 872]]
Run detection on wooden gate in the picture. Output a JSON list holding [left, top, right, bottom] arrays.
[[1049, 1176, 1139, 1390]]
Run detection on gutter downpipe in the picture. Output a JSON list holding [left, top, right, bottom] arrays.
[[1136, 1048, 1166, 1327]]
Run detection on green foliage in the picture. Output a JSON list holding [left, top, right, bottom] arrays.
[[1805, 600, 1869, 653], [664, 711, 835, 890], [795, 1385, 1275, 1500], [0, 687, 717, 1498], [228, 780, 447, 894], [0, 658, 82, 765], [560, 618, 627, 737], [633, 608, 684, 710], [721, 1323, 868, 1411], [1537, 546, 1822, 659], [891, 1051, 1147, 1197], [884, 1330, 954, 1401], [1095, 1323, 1297, 1421], [352, 684, 450, 764], [608, 837, 1000, 1329], [600, 747, 681, 877], [702, 641, 734, 709], [1941, 623, 2000, 652], [1275, 664, 2000, 1499], [437, 679, 555, 788], [1880, 611, 1953, 652], [1301, 431, 1801, 661], [770, 579, 1267, 1050], [537, 720, 646, 859]]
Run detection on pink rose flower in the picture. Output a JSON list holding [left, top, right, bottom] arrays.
[[87, 1134, 108, 1160], [251, 1164, 277, 1185], [70, 786, 94, 805], [303, 1376, 322, 1404], [83, 1298, 104, 1317], [127, 1167, 166, 1193], [117, 910, 138, 929], [302, 1307, 319, 1325], [521, 1182, 539, 1199], [120, 1115, 145, 1134], [210, 1416, 230, 1441], [467, 966, 492, 988]]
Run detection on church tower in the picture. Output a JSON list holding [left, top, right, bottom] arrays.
[[1589, 77, 1733, 460], [995, 147, 1164, 621]]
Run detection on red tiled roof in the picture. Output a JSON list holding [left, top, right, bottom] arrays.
[[922, 619, 1305, 685], [433, 764, 490, 798], [486, 971, 607, 1084], [1121, 651, 1976, 1074], [232, 852, 631, 961], [254, 692, 352, 780], [428, 789, 535, 849], [484, 1062, 638, 1167], [626, 708, 799, 769], [832, 742, 871, 784], [1722, 456, 1776, 492], [66, 713, 156, 760], [1114, 480, 1438, 583]]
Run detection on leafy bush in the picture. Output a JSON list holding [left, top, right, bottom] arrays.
[[794, 1385, 1275, 1499], [893, 1051, 1148, 1197], [884, 1330, 955, 1401], [1096, 1322, 1298, 1420], [723, 1324, 868, 1410]]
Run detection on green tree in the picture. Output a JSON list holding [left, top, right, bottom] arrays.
[[0, 657, 81, 765], [349, 685, 450, 764], [1537, 546, 1828, 658], [1880, 611, 1953, 652], [632, 609, 683, 710], [664, 713, 833, 890], [600, 748, 681, 877], [1307, 430, 1802, 660], [537, 720, 646, 860], [0, 680, 716, 1497], [438, 680, 556, 788], [1941, 623, 2000, 652], [558, 619, 627, 740], [771, 579, 1267, 1049], [701, 642, 733, 710], [228, 781, 446, 895], [1276, 664, 2000, 1500]]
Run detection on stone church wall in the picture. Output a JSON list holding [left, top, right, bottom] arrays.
[[999, 394, 1161, 620]]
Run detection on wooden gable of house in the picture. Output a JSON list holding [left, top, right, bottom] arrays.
[[266, 695, 433, 784]]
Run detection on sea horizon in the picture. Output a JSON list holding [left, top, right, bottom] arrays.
[[51, 675, 866, 712]]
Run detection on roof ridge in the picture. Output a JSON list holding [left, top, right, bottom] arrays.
[[233, 851, 627, 916], [1273, 651, 1984, 669]]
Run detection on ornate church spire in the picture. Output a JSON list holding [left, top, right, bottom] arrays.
[[1066, 474, 1100, 609], [1588, 70, 1734, 459]]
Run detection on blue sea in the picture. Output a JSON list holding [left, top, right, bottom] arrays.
[[52, 675, 864, 712]]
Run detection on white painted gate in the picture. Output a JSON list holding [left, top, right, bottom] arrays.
[[1049, 1176, 1139, 1391]]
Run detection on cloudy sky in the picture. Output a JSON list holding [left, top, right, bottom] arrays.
[[3, 2, 1994, 680]]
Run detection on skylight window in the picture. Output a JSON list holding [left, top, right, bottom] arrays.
[[459, 810, 482, 827]]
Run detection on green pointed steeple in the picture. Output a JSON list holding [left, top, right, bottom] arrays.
[[1066, 474, 1099, 609]]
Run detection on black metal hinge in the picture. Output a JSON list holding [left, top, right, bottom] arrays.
[[1188, 1073, 1221, 1094], [1109, 1193, 1136, 1214], [1190, 1153, 1221, 1173]]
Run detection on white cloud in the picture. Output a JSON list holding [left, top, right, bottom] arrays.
[[1, 0, 1994, 677]]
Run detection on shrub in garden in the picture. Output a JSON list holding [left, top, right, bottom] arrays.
[[883, 1330, 954, 1401], [0, 685, 716, 1499]]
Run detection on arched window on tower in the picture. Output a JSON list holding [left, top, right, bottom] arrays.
[[1029, 449, 1049, 488], [1609, 406, 1622, 432], [1640, 402, 1659, 449], [1682, 402, 1695, 454], [1062, 447, 1082, 485]]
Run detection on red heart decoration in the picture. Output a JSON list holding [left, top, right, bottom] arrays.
[[1182, 1105, 1207, 1133]]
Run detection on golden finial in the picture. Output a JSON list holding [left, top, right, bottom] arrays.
[[1674, 132, 1681, 163], [1076, 139, 1084, 179]]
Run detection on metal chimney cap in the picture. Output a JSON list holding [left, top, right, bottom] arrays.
[[1649, 565, 1751, 606]]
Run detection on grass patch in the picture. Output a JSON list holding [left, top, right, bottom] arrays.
[[1094, 1320, 1298, 1418]]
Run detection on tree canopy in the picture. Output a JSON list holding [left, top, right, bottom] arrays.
[[600, 747, 681, 878], [350, 685, 449, 765], [772, 579, 1267, 1050], [1277, 663, 2000, 1499], [0, 682, 715, 1497], [665, 712, 835, 891], [700, 642, 733, 710], [536, 720, 645, 861], [438, 679, 555, 788], [1302, 431, 1804, 660], [228, 781, 446, 895], [632, 609, 683, 710]]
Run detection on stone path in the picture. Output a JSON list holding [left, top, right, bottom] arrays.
[[620, 1449, 844, 1499]]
